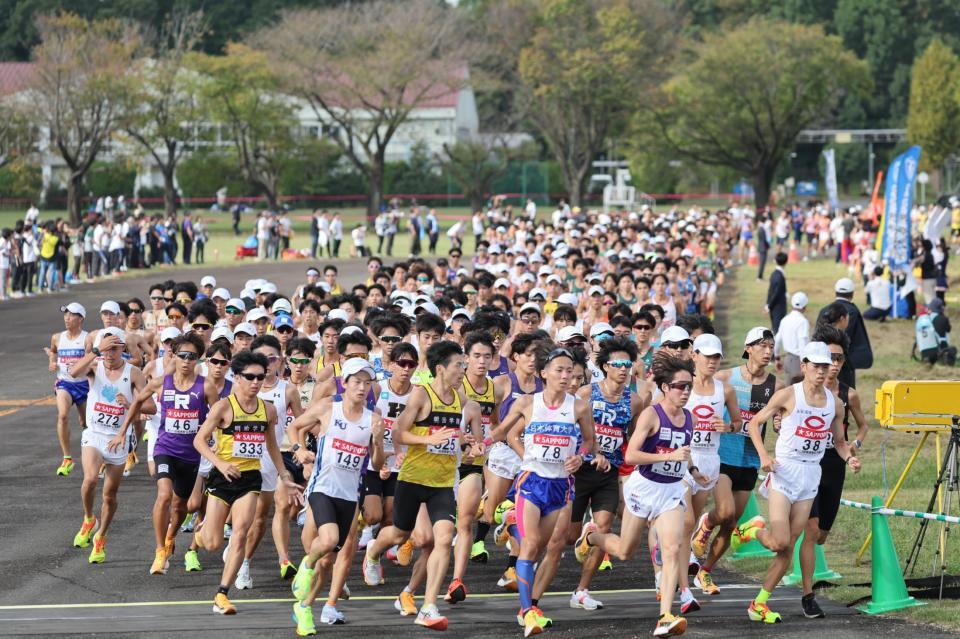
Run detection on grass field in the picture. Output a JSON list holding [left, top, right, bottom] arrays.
[[718, 259, 960, 630]]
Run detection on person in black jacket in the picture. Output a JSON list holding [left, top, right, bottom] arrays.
[[817, 277, 873, 388], [765, 252, 788, 333]]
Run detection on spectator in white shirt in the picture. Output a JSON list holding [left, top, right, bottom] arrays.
[[863, 266, 892, 321], [774, 291, 810, 384]]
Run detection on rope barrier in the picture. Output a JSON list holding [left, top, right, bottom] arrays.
[[840, 498, 960, 524]]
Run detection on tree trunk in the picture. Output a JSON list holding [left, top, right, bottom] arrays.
[[367, 161, 384, 223], [263, 184, 279, 210], [66, 172, 84, 226], [162, 164, 178, 217], [751, 165, 775, 209]]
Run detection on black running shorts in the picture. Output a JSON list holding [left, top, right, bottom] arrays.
[[810, 452, 846, 532], [206, 468, 262, 506], [719, 463, 759, 492], [154, 454, 200, 499], [308, 492, 357, 551], [392, 480, 455, 532], [571, 463, 620, 521]]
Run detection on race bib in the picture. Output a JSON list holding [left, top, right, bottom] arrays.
[[232, 426, 266, 459], [690, 405, 719, 450], [382, 418, 395, 452], [426, 426, 459, 456], [333, 438, 368, 471], [653, 445, 686, 478], [595, 423, 624, 455], [531, 433, 572, 464], [738, 409, 755, 436], [794, 415, 830, 458], [93, 402, 124, 431], [164, 408, 200, 435]]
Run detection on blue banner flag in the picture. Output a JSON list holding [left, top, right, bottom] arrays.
[[880, 145, 921, 270]]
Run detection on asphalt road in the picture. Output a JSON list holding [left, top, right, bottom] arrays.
[[0, 259, 955, 638]]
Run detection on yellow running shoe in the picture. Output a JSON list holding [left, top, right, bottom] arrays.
[[88, 534, 106, 564], [293, 602, 317, 636], [56, 457, 74, 477], [394, 591, 417, 616], [495, 508, 516, 546], [397, 539, 414, 567], [730, 516, 765, 552], [522, 609, 543, 637], [73, 517, 97, 548], [653, 612, 687, 636], [280, 559, 298, 580], [691, 512, 713, 558], [497, 567, 519, 592], [695, 569, 719, 595], [123, 451, 138, 477], [747, 600, 782, 623], [599, 553, 613, 571], [574, 521, 597, 563], [213, 592, 236, 615], [150, 548, 169, 575], [292, 558, 313, 601], [184, 549, 202, 572]]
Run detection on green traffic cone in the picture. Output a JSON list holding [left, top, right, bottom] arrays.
[[730, 492, 774, 560], [781, 532, 841, 586], [857, 496, 925, 615]]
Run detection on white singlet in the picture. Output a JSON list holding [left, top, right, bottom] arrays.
[[373, 381, 411, 471], [520, 392, 579, 479], [85, 361, 134, 437], [306, 400, 373, 501], [56, 330, 88, 382], [775, 383, 836, 464]]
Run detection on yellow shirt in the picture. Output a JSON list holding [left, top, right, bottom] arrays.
[[399, 384, 462, 487], [463, 375, 496, 464], [217, 395, 269, 472], [40, 232, 58, 260]]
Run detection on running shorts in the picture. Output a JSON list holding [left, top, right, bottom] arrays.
[[392, 480, 455, 532], [719, 463, 759, 492], [363, 470, 398, 498], [759, 459, 821, 504], [571, 463, 620, 521], [308, 492, 357, 551], [459, 463, 484, 480], [146, 421, 159, 463], [486, 442, 522, 481], [260, 451, 279, 492], [199, 456, 213, 478], [623, 471, 686, 521], [206, 468, 261, 505], [512, 471, 574, 518], [282, 451, 306, 485], [56, 379, 89, 406], [809, 452, 846, 531], [689, 451, 721, 495], [154, 454, 200, 499], [81, 429, 129, 466]]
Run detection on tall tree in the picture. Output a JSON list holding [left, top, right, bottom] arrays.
[[440, 137, 513, 212], [907, 39, 960, 175], [30, 13, 140, 225], [643, 17, 870, 207], [513, 0, 677, 207], [123, 10, 206, 216], [253, 0, 479, 219]]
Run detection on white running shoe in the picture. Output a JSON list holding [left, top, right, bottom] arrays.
[[320, 603, 345, 625], [235, 561, 253, 590], [362, 554, 383, 586], [570, 589, 604, 610], [222, 537, 231, 564], [358, 526, 375, 550]]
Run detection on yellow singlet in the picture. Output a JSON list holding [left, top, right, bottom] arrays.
[[217, 395, 269, 472], [399, 383, 462, 487], [463, 375, 496, 463]]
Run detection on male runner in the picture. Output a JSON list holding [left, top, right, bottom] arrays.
[[47, 302, 89, 476]]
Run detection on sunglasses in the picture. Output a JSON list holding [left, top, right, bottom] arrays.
[[417, 276, 430, 282], [633, 324, 653, 331], [128, 308, 142, 314], [519, 315, 540, 325], [176, 351, 200, 361], [150, 296, 165, 301], [667, 381, 693, 392], [393, 359, 418, 370], [264, 354, 281, 362], [663, 340, 691, 350], [239, 372, 267, 382], [830, 353, 845, 362], [164, 297, 174, 303], [343, 352, 368, 361], [276, 327, 294, 335], [607, 359, 633, 369], [226, 307, 244, 315], [176, 298, 192, 305], [208, 357, 231, 367], [167, 313, 184, 321], [380, 335, 402, 344], [288, 356, 311, 365], [463, 289, 478, 295], [191, 322, 212, 331], [545, 347, 574, 365]]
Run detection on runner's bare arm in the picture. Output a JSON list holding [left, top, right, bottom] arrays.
[[505, 394, 533, 459], [45, 333, 57, 372], [722, 383, 741, 433], [118, 375, 164, 436], [290, 397, 333, 463], [847, 387, 869, 449], [370, 413, 386, 470], [576, 395, 608, 472], [394, 387, 454, 445], [263, 402, 302, 501], [493, 393, 530, 444], [830, 393, 861, 472], [462, 399, 484, 458], [286, 382, 303, 419], [747, 386, 792, 471]]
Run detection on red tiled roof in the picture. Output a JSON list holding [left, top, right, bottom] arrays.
[[0, 62, 35, 96]]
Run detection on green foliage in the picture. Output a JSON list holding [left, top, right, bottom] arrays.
[[84, 160, 136, 197], [907, 39, 960, 171], [277, 137, 343, 196], [176, 150, 249, 199], [387, 142, 445, 196], [0, 159, 41, 200]]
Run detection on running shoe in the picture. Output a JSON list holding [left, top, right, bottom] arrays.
[[363, 553, 384, 586], [680, 590, 700, 615], [688, 554, 700, 577], [397, 539, 414, 567], [747, 600, 782, 623], [341, 584, 351, 600], [802, 593, 825, 619], [98, 464, 105, 479], [280, 559, 298, 580], [395, 591, 417, 616], [386, 545, 399, 564], [235, 562, 253, 590], [599, 553, 612, 571], [691, 512, 713, 558], [293, 602, 317, 635], [123, 451, 138, 477], [470, 540, 489, 563], [358, 525, 375, 550], [88, 534, 106, 564], [164, 536, 176, 560], [444, 578, 467, 604], [56, 457, 74, 477], [494, 499, 514, 524], [184, 549, 202, 572], [497, 567, 519, 592], [570, 589, 603, 610], [494, 508, 516, 546], [694, 569, 719, 595], [414, 603, 448, 631], [180, 512, 198, 533], [574, 521, 598, 563], [653, 613, 687, 637], [223, 523, 232, 539], [320, 603, 345, 625], [522, 609, 543, 637], [529, 607, 552, 629], [213, 592, 236, 615], [292, 558, 313, 601], [222, 536, 231, 564], [730, 516, 765, 552], [73, 517, 97, 548], [150, 548, 169, 575]]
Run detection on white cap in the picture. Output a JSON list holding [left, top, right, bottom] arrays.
[[530, 253, 544, 263], [496, 262, 509, 274], [340, 325, 364, 337], [211, 326, 235, 344], [529, 287, 547, 301], [271, 299, 293, 315], [742, 326, 774, 358], [835, 278, 855, 294], [588, 285, 605, 296], [660, 325, 691, 345], [341, 357, 376, 381], [328, 309, 350, 322], [590, 322, 614, 338], [60, 302, 86, 318], [791, 292, 808, 309], [554, 258, 567, 268], [226, 298, 246, 311], [260, 282, 278, 294], [519, 302, 543, 317], [201, 275, 217, 288], [240, 288, 255, 300], [557, 326, 586, 343], [585, 273, 602, 283], [557, 293, 578, 306], [515, 256, 528, 265], [494, 278, 511, 289], [212, 287, 231, 301], [450, 308, 472, 321], [546, 274, 563, 285], [234, 322, 256, 336], [801, 341, 833, 365], [159, 326, 181, 343], [693, 333, 723, 357], [245, 279, 261, 291], [416, 301, 441, 316], [98, 326, 126, 344], [246, 308, 269, 323], [521, 272, 536, 283], [538, 266, 552, 276], [317, 282, 332, 293], [100, 300, 120, 315]]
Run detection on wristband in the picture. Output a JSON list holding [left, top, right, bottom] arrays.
[[582, 453, 594, 462], [578, 446, 590, 456], [854, 439, 862, 449], [688, 465, 699, 474], [483, 437, 493, 447]]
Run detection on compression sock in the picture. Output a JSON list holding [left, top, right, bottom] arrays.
[[475, 521, 491, 542], [755, 588, 771, 605], [516, 559, 535, 611]]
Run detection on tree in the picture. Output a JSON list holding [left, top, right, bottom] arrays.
[[513, 0, 677, 207], [30, 13, 140, 224], [191, 44, 301, 210], [441, 137, 514, 212], [0, 103, 36, 170], [907, 39, 960, 175], [253, 0, 480, 219], [643, 17, 870, 207], [123, 10, 206, 217]]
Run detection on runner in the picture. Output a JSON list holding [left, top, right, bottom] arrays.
[[575, 353, 699, 637], [289, 358, 386, 636], [68, 327, 152, 563], [192, 350, 302, 615], [47, 302, 89, 476], [742, 341, 862, 624]]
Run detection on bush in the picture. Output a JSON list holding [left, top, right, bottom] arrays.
[[176, 150, 251, 200], [85, 160, 136, 198], [0, 160, 42, 202]]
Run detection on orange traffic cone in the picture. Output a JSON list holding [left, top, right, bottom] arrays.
[[747, 246, 759, 266], [788, 241, 800, 264]]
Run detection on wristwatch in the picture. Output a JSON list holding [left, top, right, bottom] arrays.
[[854, 439, 862, 449], [291, 443, 301, 453], [92, 347, 101, 357]]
